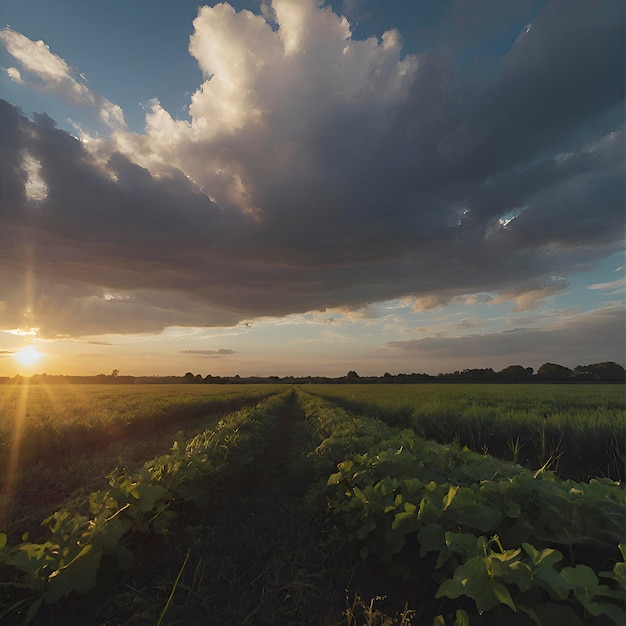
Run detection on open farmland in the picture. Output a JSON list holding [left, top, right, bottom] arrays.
[[308, 384, 626, 481], [0, 384, 624, 625], [0, 383, 278, 534]]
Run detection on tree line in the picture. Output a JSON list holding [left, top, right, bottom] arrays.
[[3, 361, 622, 384]]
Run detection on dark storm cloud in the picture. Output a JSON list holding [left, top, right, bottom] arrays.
[[0, 0, 623, 337]]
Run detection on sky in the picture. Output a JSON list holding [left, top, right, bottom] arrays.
[[0, 0, 624, 378]]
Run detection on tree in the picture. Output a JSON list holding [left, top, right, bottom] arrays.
[[498, 365, 534, 381], [537, 363, 573, 381], [574, 362, 625, 382]]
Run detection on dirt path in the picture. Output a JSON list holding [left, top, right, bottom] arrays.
[[68, 391, 349, 626]]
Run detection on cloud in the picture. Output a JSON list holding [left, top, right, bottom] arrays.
[[489, 280, 569, 311], [6, 66, 24, 84], [588, 279, 625, 295], [0, 0, 623, 339], [0, 27, 126, 130], [386, 305, 625, 367], [179, 348, 237, 357]]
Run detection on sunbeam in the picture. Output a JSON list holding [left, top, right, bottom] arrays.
[[0, 378, 30, 527]]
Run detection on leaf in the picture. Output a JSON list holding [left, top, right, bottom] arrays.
[[583, 600, 626, 625], [561, 565, 599, 590], [0, 534, 6, 550], [353, 486, 368, 504], [612, 561, 626, 590], [24, 596, 43, 625], [533, 603, 583, 626], [522, 543, 563, 569], [491, 581, 517, 612], [443, 486, 459, 510], [418, 524, 445, 556], [445, 532, 481, 559], [504, 501, 521, 518], [392, 511, 416, 530], [454, 609, 470, 626], [113, 544, 134, 570]]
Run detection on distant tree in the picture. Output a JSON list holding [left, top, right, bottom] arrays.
[[346, 370, 360, 380], [458, 368, 496, 381], [574, 362, 625, 382], [537, 363, 573, 381], [499, 365, 534, 381], [183, 372, 196, 383], [111, 369, 119, 378]]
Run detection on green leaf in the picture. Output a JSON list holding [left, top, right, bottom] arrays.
[[491, 581, 517, 612], [385, 527, 408, 554], [445, 532, 479, 558], [454, 608, 470, 626], [443, 486, 459, 510], [534, 603, 583, 626], [0, 533, 6, 550], [418, 524, 445, 556], [353, 486, 368, 504], [392, 511, 416, 530], [584, 600, 626, 625], [113, 544, 134, 570], [613, 562, 626, 590], [24, 596, 43, 625], [561, 564, 599, 590], [522, 543, 563, 569], [504, 501, 521, 518]]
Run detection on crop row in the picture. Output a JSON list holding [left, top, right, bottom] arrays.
[[298, 391, 626, 625], [308, 384, 626, 481], [0, 391, 292, 623], [1, 388, 624, 624]]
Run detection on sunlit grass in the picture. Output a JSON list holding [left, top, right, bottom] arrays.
[[0, 383, 281, 531]]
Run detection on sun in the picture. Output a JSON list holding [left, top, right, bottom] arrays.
[[14, 345, 43, 367]]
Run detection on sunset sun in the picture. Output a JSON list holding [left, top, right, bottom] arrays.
[[14, 345, 43, 367]]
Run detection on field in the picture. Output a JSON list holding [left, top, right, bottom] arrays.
[[307, 384, 626, 481], [0, 383, 624, 625]]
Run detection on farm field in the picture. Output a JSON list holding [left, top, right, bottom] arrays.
[[0, 384, 624, 625], [0, 384, 279, 535], [308, 384, 626, 481]]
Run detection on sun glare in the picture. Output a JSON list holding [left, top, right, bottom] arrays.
[[14, 345, 43, 367]]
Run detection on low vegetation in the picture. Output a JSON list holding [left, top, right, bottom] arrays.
[[308, 384, 626, 481], [0, 384, 623, 624]]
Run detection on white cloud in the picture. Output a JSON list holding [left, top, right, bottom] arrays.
[[6, 66, 23, 83], [588, 279, 625, 295], [0, 27, 126, 130], [116, 0, 417, 211]]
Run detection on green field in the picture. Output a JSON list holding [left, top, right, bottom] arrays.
[[0, 384, 624, 624], [306, 384, 626, 481]]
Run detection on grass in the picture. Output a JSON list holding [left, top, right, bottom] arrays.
[[305, 384, 626, 481], [0, 386, 624, 624], [0, 383, 279, 534]]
